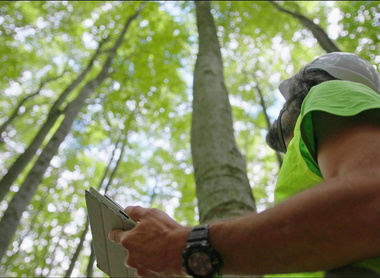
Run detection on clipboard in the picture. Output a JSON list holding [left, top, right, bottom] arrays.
[[85, 187, 137, 277]]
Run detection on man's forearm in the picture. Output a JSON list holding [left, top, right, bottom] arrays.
[[209, 174, 380, 275]]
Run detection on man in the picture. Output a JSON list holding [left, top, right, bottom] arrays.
[[109, 52, 380, 277]]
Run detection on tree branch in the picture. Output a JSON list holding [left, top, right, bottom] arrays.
[[270, 1, 341, 53]]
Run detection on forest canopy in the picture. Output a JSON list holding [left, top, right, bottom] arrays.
[[0, 1, 379, 276]]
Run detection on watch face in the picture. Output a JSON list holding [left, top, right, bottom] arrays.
[[188, 251, 213, 276]]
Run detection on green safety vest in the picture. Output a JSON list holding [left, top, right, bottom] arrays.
[[274, 80, 380, 277]]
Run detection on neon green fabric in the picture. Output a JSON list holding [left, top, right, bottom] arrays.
[[274, 80, 380, 277]]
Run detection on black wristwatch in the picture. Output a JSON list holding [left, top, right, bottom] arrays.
[[182, 224, 223, 278]]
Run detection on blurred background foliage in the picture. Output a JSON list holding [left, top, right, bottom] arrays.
[[0, 1, 379, 276]]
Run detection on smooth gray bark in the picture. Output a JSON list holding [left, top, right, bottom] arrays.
[[270, 1, 341, 53], [0, 38, 107, 203], [192, 1, 256, 224], [0, 3, 145, 262]]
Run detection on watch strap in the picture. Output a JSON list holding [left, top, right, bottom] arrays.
[[187, 224, 210, 242]]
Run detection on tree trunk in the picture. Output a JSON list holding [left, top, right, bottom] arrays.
[[0, 38, 107, 203], [270, 1, 341, 53], [1, 191, 46, 268], [0, 3, 145, 262], [192, 1, 256, 224]]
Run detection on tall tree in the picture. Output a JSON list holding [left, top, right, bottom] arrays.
[[0, 3, 145, 261], [192, 1, 256, 223], [0, 38, 107, 202]]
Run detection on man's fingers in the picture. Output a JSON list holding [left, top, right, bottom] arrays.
[[125, 206, 148, 222], [108, 229, 125, 244]]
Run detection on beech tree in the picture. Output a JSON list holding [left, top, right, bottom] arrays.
[[192, 1, 256, 223]]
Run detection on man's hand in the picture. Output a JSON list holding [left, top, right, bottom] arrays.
[[108, 206, 191, 277]]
